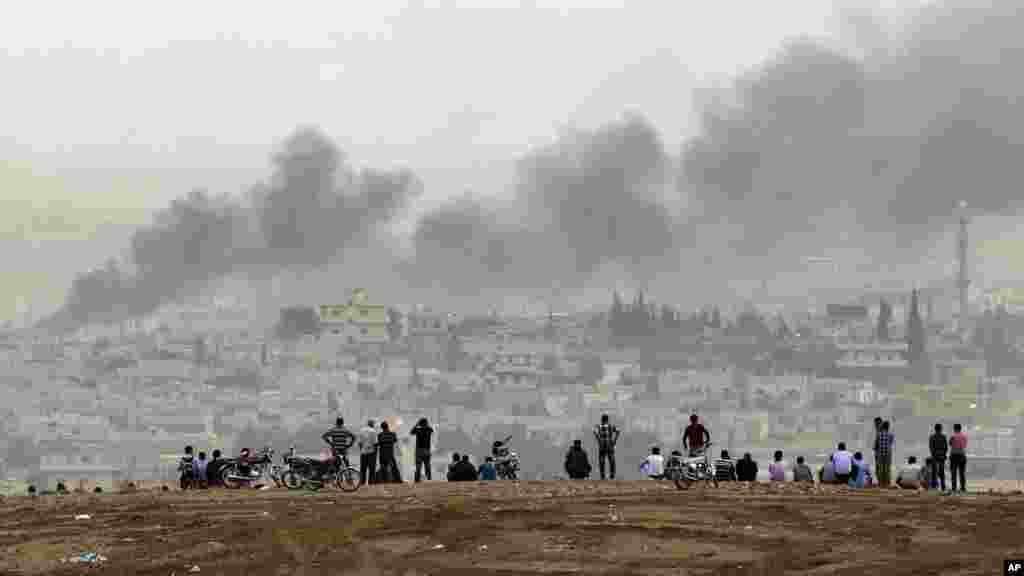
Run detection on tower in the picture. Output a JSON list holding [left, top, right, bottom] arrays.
[[957, 201, 970, 335]]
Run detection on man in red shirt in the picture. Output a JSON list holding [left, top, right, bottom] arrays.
[[949, 423, 968, 493], [683, 414, 710, 457]]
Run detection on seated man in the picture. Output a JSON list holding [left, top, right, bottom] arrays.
[[896, 456, 926, 489], [641, 446, 665, 480], [819, 457, 837, 484], [565, 440, 592, 480]]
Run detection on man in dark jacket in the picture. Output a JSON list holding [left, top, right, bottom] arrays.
[[452, 454, 478, 481], [736, 452, 758, 482], [447, 453, 461, 481], [564, 439, 592, 480], [410, 418, 434, 482], [929, 423, 948, 492], [207, 450, 224, 487], [377, 421, 400, 483]]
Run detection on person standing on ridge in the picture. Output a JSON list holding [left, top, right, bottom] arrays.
[[876, 420, 895, 487], [358, 419, 378, 485], [377, 421, 400, 483], [929, 423, 949, 492], [593, 414, 620, 480], [949, 423, 968, 493], [322, 417, 357, 467], [683, 414, 710, 457], [410, 417, 434, 482]]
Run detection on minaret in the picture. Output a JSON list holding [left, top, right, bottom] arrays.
[[957, 201, 970, 336]]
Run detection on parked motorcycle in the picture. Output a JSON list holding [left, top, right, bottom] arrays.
[[495, 451, 520, 481], [667, 442, 719, 490], [280, 446, 360, 492], [222, 447, 275, 489]]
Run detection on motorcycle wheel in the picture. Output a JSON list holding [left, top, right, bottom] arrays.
[[335, 467, 360, 492], [282, 470, 305, 491], [675, 471, 693, 491], [222, 465, 242, 489]]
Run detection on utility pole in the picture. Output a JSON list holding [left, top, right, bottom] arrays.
[[957, 200, 970, 338]]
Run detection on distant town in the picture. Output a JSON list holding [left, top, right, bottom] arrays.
[[3, 269, 1024, 492]]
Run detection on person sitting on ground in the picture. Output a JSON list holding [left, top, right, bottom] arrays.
[[831, 443, 854, 484], [237, 447, 255, 478], [193, 451, 209, 489], [641, 446, 665, 480], [819, 456, 837, 484], [179, 445, 196, 490], [453, 454, 478, 481], [715, 450, 737, 482], [769, 450, 786, 481], [207, 450, 224, 487], [478, 456, 497, 481], [736, 452, 758, 482], [896, 456, 926, 489], [849, 452, 870, 488], [793, 456, 814, 483], [921, 455, 937, 485], [447, 453, 461, 481], [565, 439, 593, 480]]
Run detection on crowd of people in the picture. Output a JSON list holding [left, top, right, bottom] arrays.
[[173, 412, 973, 494]]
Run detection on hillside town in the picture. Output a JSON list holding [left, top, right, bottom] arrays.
[[3, 265, 1024, 493]]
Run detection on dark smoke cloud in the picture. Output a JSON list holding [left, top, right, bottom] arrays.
[[48, 126, 417, 330], [259, 126, 419, 270], [681, 0, 1024, 267], [404, 193, 532, 296], [409, 113, 678, 298]]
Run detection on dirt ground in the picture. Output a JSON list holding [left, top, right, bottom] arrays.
[[2, 481, 1023, 576]]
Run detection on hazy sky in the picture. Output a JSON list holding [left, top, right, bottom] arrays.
[[1, 0, 931, 323]]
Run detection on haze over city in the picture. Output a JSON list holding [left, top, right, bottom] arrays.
[[7, 0, 1024, 326]]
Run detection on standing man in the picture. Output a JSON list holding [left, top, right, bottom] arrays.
[[322, 417, 357, 465], [683, 414, 711, 457], [872, 416, 884, 476], [593, 414, 620, 480], [358, 419, 378, 485], [949, 423, 968, 493], [929, 423, 948, 492], [377, 421, 399, 483], [876, 420, 895, 487], [410, 417, 434, 482]]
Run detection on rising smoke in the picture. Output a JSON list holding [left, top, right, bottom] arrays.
[[48, 0, 1024, 328], [681, 0, 1024, 270]]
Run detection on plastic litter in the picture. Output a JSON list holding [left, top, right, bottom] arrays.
[[432, 544, 445, 550], [74, 514, 91, 520], [64, 552, 107, 564], [189, 565, 201, 573]]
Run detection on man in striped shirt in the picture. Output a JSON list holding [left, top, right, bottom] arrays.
[[714, 450, 737, 482], [322, 417, 356, 463], [593, 414, 620, 480], [876, 421, 894, 487]]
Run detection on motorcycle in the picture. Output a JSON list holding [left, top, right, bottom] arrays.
[[280, 446, 360, 492], [495, 451, 520, 481], [222, 447, 275, 489], [667, 442, 719, 491]]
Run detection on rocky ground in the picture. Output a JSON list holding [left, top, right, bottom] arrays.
[[2, 480, 1023, 575]]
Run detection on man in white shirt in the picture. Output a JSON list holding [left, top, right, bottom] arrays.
[[642, 447, 665, 479], [358, 419, 378, 485], [896, 456, 926, 489], [831, 442, 854, 484]]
